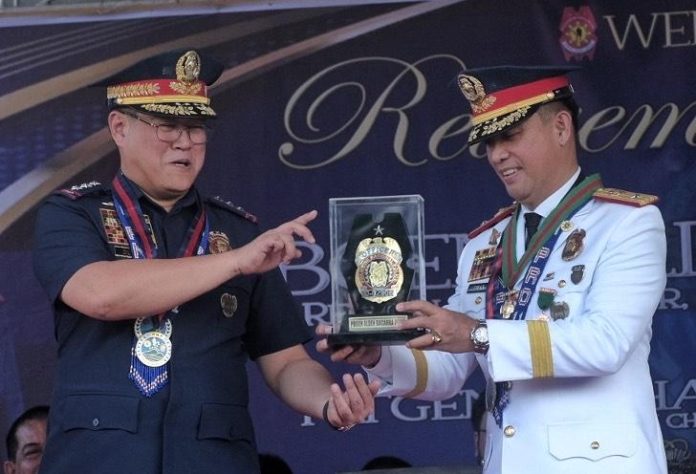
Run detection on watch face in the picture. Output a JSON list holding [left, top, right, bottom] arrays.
[[474, 327, 489, 344]]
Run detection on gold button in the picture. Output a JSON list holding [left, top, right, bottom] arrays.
[[558, 280, 567, 288], [503, 425, 516, 437], [475, 296, 482, 304], [591, 441, 600, 450]]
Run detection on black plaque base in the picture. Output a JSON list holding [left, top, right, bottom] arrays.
[[327, 328, 425, 347]]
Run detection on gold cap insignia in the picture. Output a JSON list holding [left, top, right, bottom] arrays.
[[176, 50, 201, 83], [171, 51, 203, 96], [458, 74, 496, 113]]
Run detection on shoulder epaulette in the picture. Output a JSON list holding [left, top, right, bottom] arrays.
[[207, 196, 258, 224], [468, 203, 517, 239], [54, 181, 105, 200], [593, 188, 659, 207]]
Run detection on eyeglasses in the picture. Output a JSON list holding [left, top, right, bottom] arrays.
[[123, 110, 211, 144]]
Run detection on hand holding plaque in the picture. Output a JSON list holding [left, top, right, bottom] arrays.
[[328, 196, 426, 346]]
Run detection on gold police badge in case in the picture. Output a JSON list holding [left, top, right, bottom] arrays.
[[354, 236, 404, 304], [327, 195, 426, 347]]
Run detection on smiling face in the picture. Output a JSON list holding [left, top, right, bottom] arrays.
[[484, 104, 578, 209], [109, 110, 207, 211]]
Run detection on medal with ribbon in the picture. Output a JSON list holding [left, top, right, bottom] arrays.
[[112, 173, 209, 397]]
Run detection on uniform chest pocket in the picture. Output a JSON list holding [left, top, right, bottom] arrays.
[[547, 422, 637, 462], [197, 403, 254, 444], [61, 394, 140, 433]]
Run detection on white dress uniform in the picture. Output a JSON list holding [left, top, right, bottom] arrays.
[[366, 172, 668, 474]]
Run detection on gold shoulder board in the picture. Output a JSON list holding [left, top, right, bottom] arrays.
[[468, 203, 517, 239], [593, 188, 659, 207]]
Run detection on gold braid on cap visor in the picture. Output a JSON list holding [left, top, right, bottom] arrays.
[[472, 91, 555, 125]]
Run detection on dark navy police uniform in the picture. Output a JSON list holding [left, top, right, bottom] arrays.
[[33, 178, 311, 473]]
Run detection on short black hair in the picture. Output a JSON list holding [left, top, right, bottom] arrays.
[[258, 453, 292, 474], [362, 455, 412, 470], [5, 405, 49, 462], [537, 98, 579, 131]]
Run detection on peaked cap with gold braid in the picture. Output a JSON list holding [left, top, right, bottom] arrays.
[[458, 65, 581, 145], [95, 49, 224, 119]]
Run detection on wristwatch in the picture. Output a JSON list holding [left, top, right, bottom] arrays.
[[470, 319, 489, 354]]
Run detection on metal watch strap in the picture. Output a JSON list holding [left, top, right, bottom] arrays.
[[471, 319, 489, 354]]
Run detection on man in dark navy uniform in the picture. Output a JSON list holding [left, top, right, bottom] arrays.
[[33, 49, 378, 474]]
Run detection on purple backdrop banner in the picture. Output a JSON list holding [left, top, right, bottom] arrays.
[[1, 1, 694, 472]]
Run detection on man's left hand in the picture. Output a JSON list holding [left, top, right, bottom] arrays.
[[324, 373, 380, 431], [395, 300, 479, 353]]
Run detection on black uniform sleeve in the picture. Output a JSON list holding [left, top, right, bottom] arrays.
[[243, 269, 313, 360], [33, 196, 113, 304]]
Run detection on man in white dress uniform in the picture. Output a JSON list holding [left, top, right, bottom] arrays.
[[317, 65, 668, 474]]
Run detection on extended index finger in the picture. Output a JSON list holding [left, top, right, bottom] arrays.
[[280, 211, 317, 243], [294, 209, 318, 225]]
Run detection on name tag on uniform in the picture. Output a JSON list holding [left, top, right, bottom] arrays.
[[467, 283, 488, 293]]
